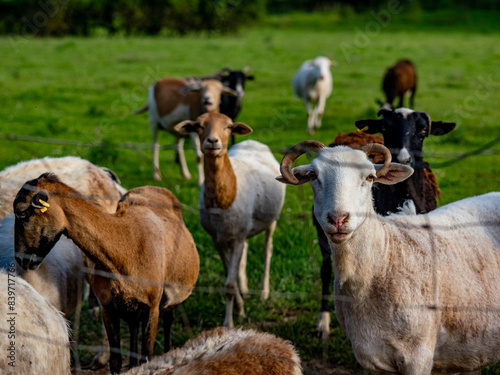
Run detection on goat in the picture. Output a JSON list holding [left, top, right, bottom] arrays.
[[217, 67, 255, 145], [133, 77, 237, 185], [0, 155, 126, 219], [0, 268, 71, 375], [379, 59, 417, 108], [355, 107, 456, 215], [0, 155, 126, 369], [174, 112, 286, 328], [14, 174, 200, 374], [314, 110, 455, 338], [123, 327, 302, 375], [0, 213, 83, 316], [278, 141, 500, 374], [292, 56, 336, 134]]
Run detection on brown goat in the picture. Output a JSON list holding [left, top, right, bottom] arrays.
[[380, 59, 417, 108], [123, 327, 302, 375], [13, 173, 199, 374], [133, 77, 237, 185]]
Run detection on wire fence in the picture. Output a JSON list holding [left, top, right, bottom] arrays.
[[1, 133, 499, 374]]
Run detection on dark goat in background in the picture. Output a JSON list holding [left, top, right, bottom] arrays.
[[313, 107, 455, 339], [378, 59, 417, 108]]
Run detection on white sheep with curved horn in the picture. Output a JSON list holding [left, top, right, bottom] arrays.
[[277, 141, 500, 374]]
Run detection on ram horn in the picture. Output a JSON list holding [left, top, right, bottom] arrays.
[[280, 141, 325, 185], [361, 143, 392, 178]]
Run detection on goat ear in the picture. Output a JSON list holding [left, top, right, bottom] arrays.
[[276, 165, 313, 185], [430, 121, 456, 136], [222, 87, 238, 97], [246, 75, 255, 80], [30, 190, 49, 209], [374, 164, 414, 185], [230, 122, 253, 135], [174, 120, 199, 134], [330, 60, 337, 67], [355, 119, 384, 134]]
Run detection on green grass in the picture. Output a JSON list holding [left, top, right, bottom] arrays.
[[1, 9, 500, 374]]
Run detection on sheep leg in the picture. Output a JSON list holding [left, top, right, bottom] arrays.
[[305, 101, 315, 134], [315, 96, 327, 130], [238, 240, 249, 297], [398, 94, 404, 108], [141, 308, 160, 363], [152, 128, 162, 181], [190, 132, 204, 186], [176, 137, 192, 181], [128, 321, 139, 368], [261, 221, 276, 300], [410, 87, 416, 108], [102, 308, 122, 375], [86, 318, 110, 369], [163, 309, 174, 353], [314, 209, 332, 339], [223, 240, 246, 328]]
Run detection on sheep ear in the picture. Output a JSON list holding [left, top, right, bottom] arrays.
[[30, 190, 49, 209], [230, 122, 253, 135], [374, 164, 414, 185], [355, 119, 384, 134], [276, 165, 313, 185], [246, 75, 255, 80], [222, 87, 238, 97], [430, 121, 456, 136], [174, 120, 199, 134]]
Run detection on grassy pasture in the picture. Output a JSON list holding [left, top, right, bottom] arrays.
[[1, 11, 500, 374]]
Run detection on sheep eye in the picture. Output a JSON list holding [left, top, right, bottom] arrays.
[[366, 174, 376, 182], [16, 212, 28, 221], [307, 171, 318, 181]]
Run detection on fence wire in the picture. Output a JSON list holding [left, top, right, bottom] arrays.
[[0, 133, 499, 374]]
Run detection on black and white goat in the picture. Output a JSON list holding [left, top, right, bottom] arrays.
[[314, 107, 456, 338]]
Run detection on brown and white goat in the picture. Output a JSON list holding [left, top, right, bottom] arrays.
[[124, 327, 302, 375], [14, 174, 200, 374], [174, 112, 286, 328], [133, 77, 237, 185], [379, 59, 417, 108]]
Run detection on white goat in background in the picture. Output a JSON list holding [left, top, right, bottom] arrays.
[[292, 56, 336, 134], [278, 141, 500, 374]]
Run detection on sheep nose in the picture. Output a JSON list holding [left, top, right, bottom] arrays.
[[207, 138, 219, 144], [397, 147, 412, 164], [326, 213, 349, 229]]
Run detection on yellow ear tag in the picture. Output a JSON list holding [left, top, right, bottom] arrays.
[[357, 126, 369, 134], [39, 199, 50, 213]]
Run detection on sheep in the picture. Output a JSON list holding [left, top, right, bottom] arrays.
[[277, 141, 500, 374], [174, 112, 286, 328], [292, 56, 336, 134], [123, 327, 302, 375], [133, 77, 237, 185], [313, 131, 384, 339], [379, 59, 417, 108], [0, 213, 83, 316], [355, 107, 456, 215], [0, 155, 127, 369], [0, 268, 71, 375], [13, 173, 200, 374]]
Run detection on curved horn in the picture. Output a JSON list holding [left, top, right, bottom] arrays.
[[280, 141, 325, 185], [361, 143, 392, 178]]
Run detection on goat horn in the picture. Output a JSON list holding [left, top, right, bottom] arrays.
[[361, 143, 392, 178], [280, 141, 325, 185]]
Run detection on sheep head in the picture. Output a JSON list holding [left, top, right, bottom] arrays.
[[277, 142, 413, 244], [174, 112, 252, 157], [182, 78, 237, 113], [13, 173, 67, 270]]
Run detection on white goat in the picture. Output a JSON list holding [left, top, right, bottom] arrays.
[[0, 269, 71, 375], [278, 141, 500, 374], [123, 327, 302, 375], [292, 56, 336, 134], [133, 77, 236, 185], [174, 112, 286, 328], [0, 213, 83, 316]]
